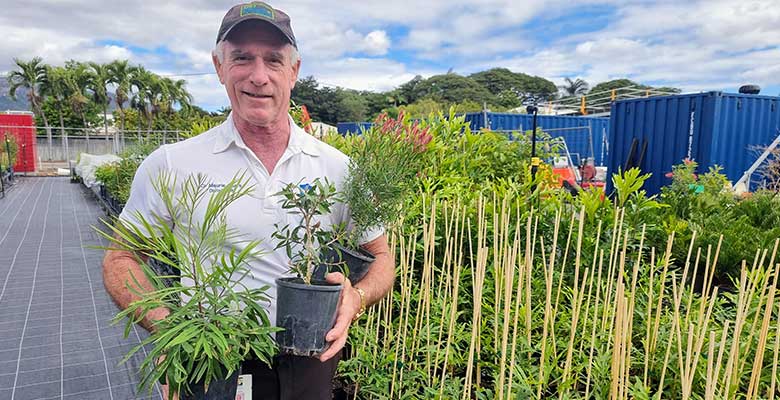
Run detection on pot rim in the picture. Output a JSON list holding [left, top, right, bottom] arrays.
[[276, 277, 343, 291]]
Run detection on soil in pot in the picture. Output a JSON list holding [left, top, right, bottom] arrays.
[[179, 368, 240, 400], [317, 243, 375, 283], [275, 277, 342, 356]]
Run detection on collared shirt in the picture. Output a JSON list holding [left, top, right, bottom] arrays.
[[119, 114, 382, 324]]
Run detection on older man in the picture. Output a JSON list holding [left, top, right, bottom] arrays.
[[102, 2, 395, 399]]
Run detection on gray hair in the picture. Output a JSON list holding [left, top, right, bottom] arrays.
[[213, 40, 300, 65]]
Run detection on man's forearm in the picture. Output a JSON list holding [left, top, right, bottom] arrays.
[[355, 235, 395, 307], [103, 247, 168, 332]]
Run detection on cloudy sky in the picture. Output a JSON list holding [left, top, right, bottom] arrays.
[[2, 0, 778, 111]]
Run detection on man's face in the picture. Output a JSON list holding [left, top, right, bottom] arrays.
[[213, 21, 300, 129]]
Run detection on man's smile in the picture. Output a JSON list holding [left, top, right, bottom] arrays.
[[242, 90, 272, 99]]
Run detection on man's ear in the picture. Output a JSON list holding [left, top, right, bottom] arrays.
[[213, 53, 225, 85]]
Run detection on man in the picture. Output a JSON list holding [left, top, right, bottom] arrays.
[[102, 2, 395, 399]]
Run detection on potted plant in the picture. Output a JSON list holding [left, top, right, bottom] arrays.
[[97, 171, 279, 400], [332, 111, 432, 283], [272, 178, 348, 356]]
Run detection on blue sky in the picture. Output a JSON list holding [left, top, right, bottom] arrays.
[[1, 0, 778, 111]]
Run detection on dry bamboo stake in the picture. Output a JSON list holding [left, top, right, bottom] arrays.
[[650, 233, 675, 361], [462, 205, 487, 400], [437, 247, 462, 398], [437, 200, 466, 396], [713, 320, 731, 399], [536, 210, 562, 398], [705, 330, 717, 400], [552, 212, 577, 320], [493, 196, 502, 346], [643, 246, 657, 387], [524, 213, 536, 352], [579, 220, 602, 357], [423, 201, 437, 383], [746, 262, 778, 400], [605, 227, 630, 353], [722, 263, 751, 400], [584, 248, 605, 400], [669, 278, 689, 398], [497, 211, 519, 400], [609, 277, 626, 400], [768, 297, 780, 400], [561, 267, 590, 396], [391, 229, 418, 397], [735, 251, 769, 391], [602, 208, 622, 331], [685, 286, 720, 397], [657, 272, 680, 396], [549, 212, 578, 360], [507, 206, 528, 398]]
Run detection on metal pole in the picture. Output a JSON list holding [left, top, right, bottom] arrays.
[[64, 130, 70, 162], [527, 105, 539, 190]]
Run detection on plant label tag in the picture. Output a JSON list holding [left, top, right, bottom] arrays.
[[236, 374, 252, 400]]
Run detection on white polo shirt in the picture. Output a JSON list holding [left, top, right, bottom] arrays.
[[119, 114, 382, 324]]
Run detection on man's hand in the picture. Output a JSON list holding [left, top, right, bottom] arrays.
[[319, 271, 361, 362]]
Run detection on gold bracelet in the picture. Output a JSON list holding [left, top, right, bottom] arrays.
[[352, 287, 366, 321]]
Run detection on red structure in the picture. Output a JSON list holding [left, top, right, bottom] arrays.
[[0, 112, 36, 172]]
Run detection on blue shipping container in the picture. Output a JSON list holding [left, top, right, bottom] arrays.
[[607, 91, 780, 195], [337, 122, 374, 135], [464, 113, 611, 165], [337, 112, 611, 165]]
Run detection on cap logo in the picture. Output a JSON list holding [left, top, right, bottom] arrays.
[[240, 2, 275, 20]]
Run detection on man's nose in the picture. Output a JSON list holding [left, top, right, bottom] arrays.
[[248, 61, 270, 86]]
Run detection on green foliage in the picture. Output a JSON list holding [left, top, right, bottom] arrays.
[[272, 178, 347, 284], [343, 112, 431, 240], [469, 68, 558, 102], [96, 172, 279, 397], [589, 79, 681, 96], [412, 74, 495, 105], [0, 133, 19, 170], [93, 144, 155, 204]]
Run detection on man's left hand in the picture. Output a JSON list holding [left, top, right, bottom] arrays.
[[319, 271, 361, 362]]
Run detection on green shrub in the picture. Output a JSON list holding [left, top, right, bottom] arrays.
[[0, 133, 18, 170]]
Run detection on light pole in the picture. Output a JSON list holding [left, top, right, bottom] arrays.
[[526, 99, 540, 190]]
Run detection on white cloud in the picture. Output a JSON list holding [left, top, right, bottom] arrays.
[[361, 31, 391, 56], [1, 0, 778, 110], [302, 57, 431, 92]]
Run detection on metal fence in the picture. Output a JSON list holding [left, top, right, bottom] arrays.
[[35, 129, 190, 161]]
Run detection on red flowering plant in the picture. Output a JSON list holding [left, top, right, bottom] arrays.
[[344, 111, 432, 244]]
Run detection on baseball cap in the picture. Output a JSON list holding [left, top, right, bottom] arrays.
[[216, 2, 297, 48]]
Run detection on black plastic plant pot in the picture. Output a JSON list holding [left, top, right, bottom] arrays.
[[179, 369, 240, 400], [317, 243, 376, 283], [275, 277, 342, 356]]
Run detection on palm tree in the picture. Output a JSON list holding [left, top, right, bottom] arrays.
[[41, 66, 71, 139], [129, 66, 155, 136], [160, 78, 193, 119], [64, 61, 91, 131], [559, 77, 590, 97], [107, 60, 132, 133], [87, 62, 112, 138], [7, 57, 53, 158]]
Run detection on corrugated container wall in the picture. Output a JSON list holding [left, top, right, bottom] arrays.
[[0, 112, 37, 172], [607, 92, 780, 195], [337, 122, 374, 135], [337, 113, 610, 165], [463, 113, 611, 165]]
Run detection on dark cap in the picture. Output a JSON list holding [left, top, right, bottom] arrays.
[[216, 2, 297, 48]]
